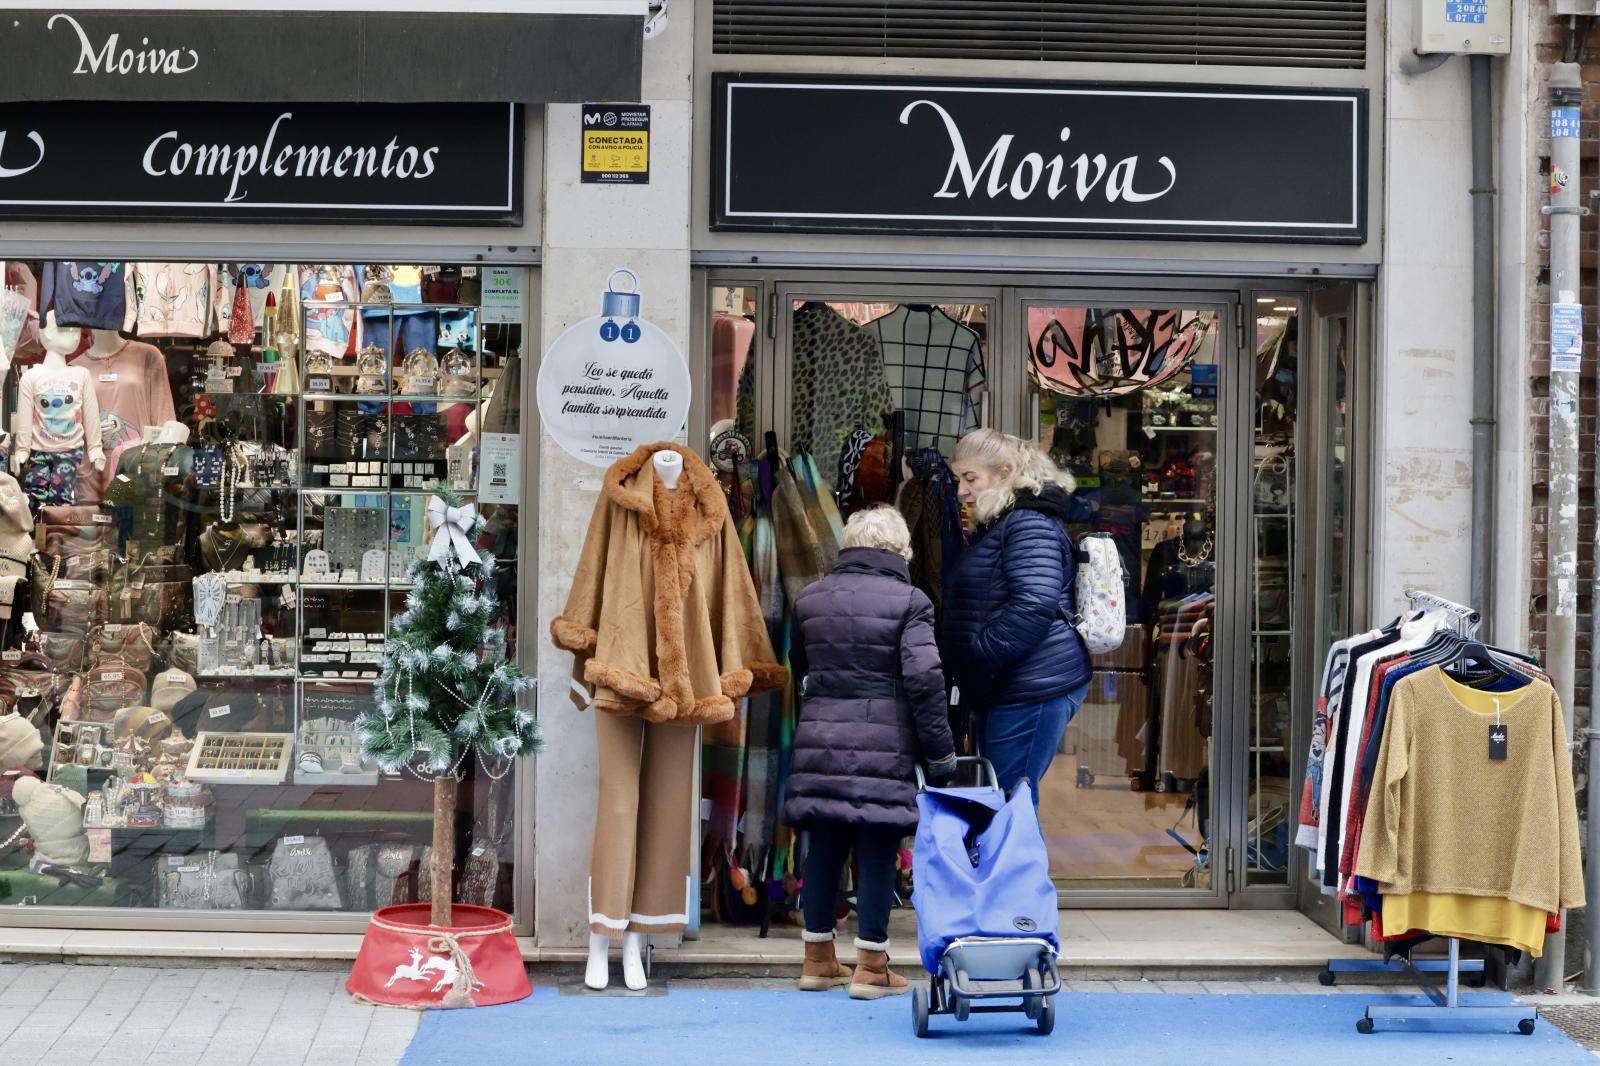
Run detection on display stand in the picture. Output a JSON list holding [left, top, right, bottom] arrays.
[[1324, 589, 1538, 1036]]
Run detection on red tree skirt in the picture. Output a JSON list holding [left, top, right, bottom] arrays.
[[346, 904, 531, 1009]]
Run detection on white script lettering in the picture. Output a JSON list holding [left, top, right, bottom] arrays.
[[898, 99, 1177, 206], [49, 13, 200, 76], [0, 131, 45, 179]]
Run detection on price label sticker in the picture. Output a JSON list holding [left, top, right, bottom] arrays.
[[88, 828, 112, 863], [282, 834, 306, 846], [116, 474, 132, 483], [309, 376, 332, 393], [98, 373, 118, 383], [147, 711, 167, 724], [161, 466, 180, 476], [101, 671, 124, 681], [168, 856, 186, 866], [92, 513, 113, 524], [178, 865, 201, 874], [1, 650, 20, 662], [209, 704, 231, 718]]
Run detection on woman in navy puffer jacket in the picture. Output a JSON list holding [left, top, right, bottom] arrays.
[[943, 429, 1091, 803]]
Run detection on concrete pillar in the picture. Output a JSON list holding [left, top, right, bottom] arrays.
[[533, 8, 696, 947]]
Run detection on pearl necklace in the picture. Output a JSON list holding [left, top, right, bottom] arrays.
[[219, 453, 238, 523]]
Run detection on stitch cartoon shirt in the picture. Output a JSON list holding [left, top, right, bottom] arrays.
[[40, 262, 127, 331], [14, 364, 105, 461]]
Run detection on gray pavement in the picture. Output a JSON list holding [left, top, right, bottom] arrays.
[[0, 962, 419, 1066]]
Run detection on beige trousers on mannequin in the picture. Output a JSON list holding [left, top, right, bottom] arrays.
[[588, 711, 697, 936]]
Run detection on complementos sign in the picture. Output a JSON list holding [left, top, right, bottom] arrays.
[[0, 101, 522, 223], [712, 75, 1368, 244]]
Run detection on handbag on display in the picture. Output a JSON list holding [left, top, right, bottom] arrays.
[[165, 632, 199, 677], [82, 661, 147, 724], [44, 581, 107, 636], [155, 850, 251, 910], [346, 838, 422, 911], [94, 624, 159, 675], [266, 835, 343, 911], [37, 631, 84, 674]]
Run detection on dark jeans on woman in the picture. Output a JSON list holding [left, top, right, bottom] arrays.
[[802, 821, 904, 944], [980, 680, 1091, 805]]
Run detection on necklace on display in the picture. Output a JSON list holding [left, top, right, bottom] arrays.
[[219, 452, 239, 524], [208, 525, 246, 573]]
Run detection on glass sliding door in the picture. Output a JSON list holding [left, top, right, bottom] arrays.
[[1018, 295, 1229, 903]]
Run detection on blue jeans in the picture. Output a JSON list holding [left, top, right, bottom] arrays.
[[981, 682, 1090, 805]]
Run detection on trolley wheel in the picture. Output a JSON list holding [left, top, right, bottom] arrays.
[[1077, 767, 1094, 788], [912, 983, 930, 1038], [1518, 1018, 1537, 1036], [1023, 966, 1043, 1020], [1155, 779, 1169, 793], [1037, 991, 1056, 1036], [1318, 970, 1336, 987], [1356, 1017, 1375, 1035], [1466, 972, 1487, 988]]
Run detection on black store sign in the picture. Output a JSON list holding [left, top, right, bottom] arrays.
[[713, 76, 1368, 244], [0, 101, 522, 224], [0, 11, 641, 104]]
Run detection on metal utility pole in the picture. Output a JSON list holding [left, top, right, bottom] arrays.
[[1544, 52, 1584, 995]]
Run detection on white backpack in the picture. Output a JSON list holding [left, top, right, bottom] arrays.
[[1069, 534, 1127, 655]]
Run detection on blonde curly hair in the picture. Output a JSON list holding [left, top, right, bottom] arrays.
[[952, 428, 1076, 525]]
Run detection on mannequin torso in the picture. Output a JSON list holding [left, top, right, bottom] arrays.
[[14, 311, 106, 475]]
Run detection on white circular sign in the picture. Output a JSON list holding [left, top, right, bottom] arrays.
[[538, 312, 691, 467]]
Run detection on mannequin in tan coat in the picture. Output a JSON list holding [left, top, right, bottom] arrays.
[[553, 442, 785, 990]]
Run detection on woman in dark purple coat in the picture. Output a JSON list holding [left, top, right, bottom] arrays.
[[785, 506, 957, 1001]]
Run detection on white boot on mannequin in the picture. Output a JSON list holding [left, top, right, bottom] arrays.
[[585, 933, 612, 990], [621, 932, 648, 990]]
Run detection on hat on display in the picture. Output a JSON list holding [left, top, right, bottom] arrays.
[[0, 472, 32, 579], [0, 712, 43, 771], [12, 775, 89, 867], [111, 705, 176, 744], [151, 670, 197, 714]]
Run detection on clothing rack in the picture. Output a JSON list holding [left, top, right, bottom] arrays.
[[1323, 589, 1538, 1036]]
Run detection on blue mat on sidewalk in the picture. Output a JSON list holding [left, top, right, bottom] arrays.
[[401, 989, 1593, 1066]]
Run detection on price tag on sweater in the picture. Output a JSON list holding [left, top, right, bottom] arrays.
[[1489, 698, 1507, 760]]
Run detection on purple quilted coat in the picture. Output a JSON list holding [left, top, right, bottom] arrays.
[[783, 546, 957, 832]]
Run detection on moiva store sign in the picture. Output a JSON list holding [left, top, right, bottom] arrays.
[[0, 101, 522, 223], [712, 75, 1369, 244], [0, 7, 643, 103]]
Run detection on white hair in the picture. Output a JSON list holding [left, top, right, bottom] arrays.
[[952, 428, 1077, 525], [842, 506, 914, 561]]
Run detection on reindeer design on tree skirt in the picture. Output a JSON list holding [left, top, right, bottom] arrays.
[[384, 947, 464, 993]]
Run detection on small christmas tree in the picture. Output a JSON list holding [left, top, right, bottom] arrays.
[[358, 488, 542, 927]]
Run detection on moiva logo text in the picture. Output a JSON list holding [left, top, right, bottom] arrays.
[[48, 13, 200, 76], [899, 99, 1177, 206]]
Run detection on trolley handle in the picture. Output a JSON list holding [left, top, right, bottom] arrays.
[[915, 756, 1000, 792]]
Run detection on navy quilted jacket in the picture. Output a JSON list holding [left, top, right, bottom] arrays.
[[783, 547, 957, 831], [942, 486, 1091, 708]]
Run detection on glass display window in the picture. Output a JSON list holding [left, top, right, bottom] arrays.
[[0, 261, 527, 921]]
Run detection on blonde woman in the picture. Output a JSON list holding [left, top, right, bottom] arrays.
[[944, 429, 1090, 802], [784, 506, 956, 1000]]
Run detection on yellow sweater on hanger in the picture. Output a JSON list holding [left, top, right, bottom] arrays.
[[1354, 667, 1584, 918]]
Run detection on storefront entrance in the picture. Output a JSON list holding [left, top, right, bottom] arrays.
[[696, 270, 1369, 914]]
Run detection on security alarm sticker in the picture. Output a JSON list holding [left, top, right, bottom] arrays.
[[581, 104, 650, 185]]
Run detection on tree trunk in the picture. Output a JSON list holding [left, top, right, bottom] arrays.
[[430, 776, 456, 928]]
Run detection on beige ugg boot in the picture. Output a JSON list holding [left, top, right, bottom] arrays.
[[799, 931, 853, 991], [848, 938, 909, 1000]]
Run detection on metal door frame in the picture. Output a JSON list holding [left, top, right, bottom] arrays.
[[693, 266, 1371, 911]]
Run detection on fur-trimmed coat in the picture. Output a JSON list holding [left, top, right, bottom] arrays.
[[551, 443, 787, 725]]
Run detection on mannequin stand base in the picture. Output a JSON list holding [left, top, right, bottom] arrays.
[[561, 981, 669, 998]]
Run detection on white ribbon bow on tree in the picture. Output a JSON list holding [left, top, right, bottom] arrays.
[[427, 496, 480, 568]]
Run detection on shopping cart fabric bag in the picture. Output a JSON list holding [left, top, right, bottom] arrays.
[[912, 780, 1061, 974]]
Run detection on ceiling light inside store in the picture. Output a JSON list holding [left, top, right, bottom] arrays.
[[1273, 306, 1296, 312], [1256, 297, 1275, 303]]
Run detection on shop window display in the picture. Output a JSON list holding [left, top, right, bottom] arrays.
[[0, 260, 525, 917]]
